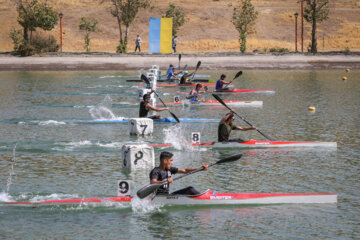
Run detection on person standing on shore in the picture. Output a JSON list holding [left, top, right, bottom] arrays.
[[135, 35, 142, 52], [172, 36, 178, 53]]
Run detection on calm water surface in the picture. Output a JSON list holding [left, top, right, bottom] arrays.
[[0, 70, 359, 239]]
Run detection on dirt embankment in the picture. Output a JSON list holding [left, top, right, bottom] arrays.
[[0, 53, 359, 71]]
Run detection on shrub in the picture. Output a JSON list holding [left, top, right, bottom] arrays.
[[17, 42, 35, 56], [31, 34, 59, 53], [270, 47, 289, 53], [9, 27, 22, 51]]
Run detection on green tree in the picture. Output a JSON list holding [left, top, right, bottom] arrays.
[[104, 0, 151, 53], [232, 0, 258, 53], [16, 0, 58, 42], [79, 17, 98, 52], [164, 3, 185, 37], [303, 0, 330, 53]]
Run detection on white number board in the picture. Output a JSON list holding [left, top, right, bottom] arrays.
[[191, 132, 201, 144], [117, 180, 131, 196], [174, 96, 180, 103]]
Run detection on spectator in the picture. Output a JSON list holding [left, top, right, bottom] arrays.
[[135, 35, 141, 52], [172, 36, 178, 53]]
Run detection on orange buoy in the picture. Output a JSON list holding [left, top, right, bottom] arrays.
[[308, 106, 316, 111]]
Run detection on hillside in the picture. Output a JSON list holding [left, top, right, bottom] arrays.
[[0, 0, 359, 53]]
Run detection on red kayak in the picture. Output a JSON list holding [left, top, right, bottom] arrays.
[[4, 190, 337, 206], [138, 83, 216, 87], [150, 140, 337, 149], [158, 100, 262, 107], [168, 89, 275, 94]]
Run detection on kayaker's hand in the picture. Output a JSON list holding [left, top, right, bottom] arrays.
[[202, 164, 209, 171], [165, 107, 169, 110], [151, 88, 155, 93], [167, 178, 173, 183]]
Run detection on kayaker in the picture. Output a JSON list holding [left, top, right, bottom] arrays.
[[186, 83, 207, 102], [166, 64, 182, 81], [215, 74, 233, 91], [180, 71, 195, 84], [149, 151, 208, 195], [139, 91, 169, 119], [218, 111, 257, 142]]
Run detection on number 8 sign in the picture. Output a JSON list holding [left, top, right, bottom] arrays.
[[191, 132, 201, 144]]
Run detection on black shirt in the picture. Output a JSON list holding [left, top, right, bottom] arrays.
[[218, 122, 237, 142], [149, 167, 178, 194], [139, 101, 149, 117]]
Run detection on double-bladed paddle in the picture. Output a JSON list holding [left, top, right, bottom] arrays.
[[222, 71, 242, 90], [136, 153, 242, 199], [212, 93, 277, 141], [141, 74, 180, 123], [190, 61, 201, 81]]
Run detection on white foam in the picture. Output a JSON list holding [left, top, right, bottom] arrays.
[[38, 120, 66, 126], [163, 124, 192, 150], [131, 196, 162, 213], [0, 191, 13, 202], [30, 193, 79, 202], [96, 142, 123, 148]]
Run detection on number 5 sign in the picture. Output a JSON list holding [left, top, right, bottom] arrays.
[[191, 132, 201, 144]]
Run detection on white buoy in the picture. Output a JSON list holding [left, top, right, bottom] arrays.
[[121, 144, 155, 169], [129, 118, 153, 135]]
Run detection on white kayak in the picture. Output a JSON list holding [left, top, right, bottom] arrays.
[[161, 100, 263, 107], [4, 190, 337, 206], [150, 140, 337, 149]]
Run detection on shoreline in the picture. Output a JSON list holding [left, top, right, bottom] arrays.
[[0, 53, 359, 71]]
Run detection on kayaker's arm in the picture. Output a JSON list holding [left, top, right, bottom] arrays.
[[234, 126, 258, 131], [177, 165, 208, 174], [146, 103, 169, 112], [219, 111, 234, 124], [150, 178, 173, 184]]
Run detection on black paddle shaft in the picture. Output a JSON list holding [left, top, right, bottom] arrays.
[[212, 94, 276, 141]]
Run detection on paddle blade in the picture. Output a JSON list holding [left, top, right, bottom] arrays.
[[216, 154, 242, 164], [234, 71, 243, 79], [136, 183, 164, 199], [183, 64, 188, 70], [170, 111, 181, 123], [141, 74, 150, 85], [179, 54, 182, 61], [195, 61, 201, 70]]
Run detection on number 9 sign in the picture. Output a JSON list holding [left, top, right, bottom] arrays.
[[174, 96, 180, 103], [191, 132, 201, 144]]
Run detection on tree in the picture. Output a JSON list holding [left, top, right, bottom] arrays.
[[15, 0, 58, 42], [79, 17, 98, 52], [232, 0, 258, 53], [164, 3, 185, 37], [303, 0, 330, 53], [104, 0, 151, 53]]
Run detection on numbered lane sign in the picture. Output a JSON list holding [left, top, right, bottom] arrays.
[[174, 96, 180, 103], [191, 132, 201, 144], [117, 180, 131, 196]]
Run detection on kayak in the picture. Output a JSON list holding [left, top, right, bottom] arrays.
[[160, 100, 263, 107], [150, 139, 337, 149], [127, 78, 211, 83], [138, 83, 216, 87], [4, 190, 337, 206], [168, 89, 276, 94], [76, 118, 221, 124]]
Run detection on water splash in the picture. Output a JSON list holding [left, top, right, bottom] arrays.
[[131, 195, 162, 213], [89, 95, 124, 120], [0, 144, 18, 202], [163, 124, 192, 150]]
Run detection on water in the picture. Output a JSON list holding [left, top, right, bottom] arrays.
[[0, 70, 359, 239]]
